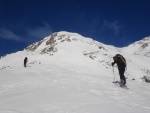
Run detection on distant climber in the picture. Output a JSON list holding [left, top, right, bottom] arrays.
[[112, 54, 126, 86], [24, 57, 28, 67]]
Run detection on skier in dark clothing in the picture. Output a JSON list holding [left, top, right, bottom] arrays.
[[112, 54, 126, 86], [24, 57, 28, 67]]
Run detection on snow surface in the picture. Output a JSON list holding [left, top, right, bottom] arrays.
[[0, 31, 150, 113]]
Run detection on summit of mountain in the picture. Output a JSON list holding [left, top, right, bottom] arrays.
[[0, 31, 150, 113]]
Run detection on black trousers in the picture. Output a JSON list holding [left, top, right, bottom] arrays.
[[24, 61, 27, 67], [118, 66, 126, 84]]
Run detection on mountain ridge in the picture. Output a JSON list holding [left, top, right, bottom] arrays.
[[1, 31, 150, 81], [0, 31, 150, 113]]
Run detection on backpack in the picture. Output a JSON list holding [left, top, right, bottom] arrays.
[[113, 54, 126, 66]]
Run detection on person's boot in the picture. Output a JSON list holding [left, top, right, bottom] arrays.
[[120, 80, 125, 87]]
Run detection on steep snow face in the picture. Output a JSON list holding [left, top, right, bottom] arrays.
[[123, 36, 150, 57], [0, 31, 150, 113]]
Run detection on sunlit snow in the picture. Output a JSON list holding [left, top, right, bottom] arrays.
[[0, 31, 150, 113]]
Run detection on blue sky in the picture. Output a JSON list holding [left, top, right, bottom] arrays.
[[0, 0, 150, 56]]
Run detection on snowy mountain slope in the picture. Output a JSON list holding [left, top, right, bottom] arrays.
[[123, 36, 150, 57], [122, 36, 150, 81], [0, 31, 150, 113]]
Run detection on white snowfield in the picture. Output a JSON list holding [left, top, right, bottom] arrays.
[[0, 31, 150, 113]]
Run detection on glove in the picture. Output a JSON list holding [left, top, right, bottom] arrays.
[[111, 62, 114, 66]]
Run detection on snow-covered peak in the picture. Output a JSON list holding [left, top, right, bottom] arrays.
[[25, 31, 84, 52], [142, 36, 150, 41], [133, 36, 150, 45], [24, 31, 108, 55], [0, 31, 150, 113], [123, 36, 150, 57]]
